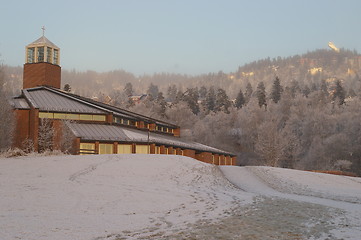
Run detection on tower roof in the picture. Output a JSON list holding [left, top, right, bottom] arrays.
[[27, 35, 59, 49]]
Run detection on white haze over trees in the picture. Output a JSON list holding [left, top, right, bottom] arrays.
[[2, 49, 361, 175]]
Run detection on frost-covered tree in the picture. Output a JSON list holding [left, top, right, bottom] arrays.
[[38, 119, 54, 152]]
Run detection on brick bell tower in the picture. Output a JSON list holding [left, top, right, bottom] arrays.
[[23, 27, 61, 89]]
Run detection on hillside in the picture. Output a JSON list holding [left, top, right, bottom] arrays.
[[3, 48, 361, 98], [1, 154, 360, 239]]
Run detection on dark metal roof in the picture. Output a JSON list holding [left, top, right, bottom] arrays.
[[67, 123, 234, 156], [24, 88, 106, 113], [11, 98, 30, 109], [12, 86, 179, 127]]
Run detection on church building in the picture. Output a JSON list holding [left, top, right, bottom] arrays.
[[11, 33, 236, 165]]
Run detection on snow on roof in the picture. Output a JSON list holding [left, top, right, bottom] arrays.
[[67, 122, 234, 155]]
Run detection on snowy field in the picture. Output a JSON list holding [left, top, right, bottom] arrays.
[[0, 154, 360, 240]]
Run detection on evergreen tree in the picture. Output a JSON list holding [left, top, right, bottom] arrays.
[[235, 89, 245, 109], [173, 90, 184, 104], [124, 82, 133, 96], [271, 76, 282, 103], [183, 88, 199, 115], [245, 82, 253, 102], [146, 83, 159, 99], [167, 84, 177, 102], [215, 88, 231, 113], [156, 92, 167, 117], [256, 82, 267, 109], [199, 86, 207, 99], [205, 87, 216, 112], [333, 79, 345, 105]]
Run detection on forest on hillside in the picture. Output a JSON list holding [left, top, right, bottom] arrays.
[[1, 48, 361, 175]]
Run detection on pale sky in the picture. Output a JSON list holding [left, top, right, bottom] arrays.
[[1, 0, 360, 75]]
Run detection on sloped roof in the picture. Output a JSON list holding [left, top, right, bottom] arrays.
[[11, 98, 30, 109], [68, 123, 234, 156], [12, 86, 179, 128], [23, 88, 106, 113], [27, 36, 59, 49]]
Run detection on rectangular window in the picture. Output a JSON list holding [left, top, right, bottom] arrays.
[[99, 143, 114, 154], [37, 47, 44, 62], [79, 114, 93, 121], [117, 144, 132, 154], [122, 119, 129, 125], [53, 113, 67, 119], [136, 145, 149, 154], [27, 47, 35, 63], [53, 49, 59, 65], [93, 115, 106, 121], [113, 117, 120, 124], [79, 143, 96, 155], [66, 114, 80, 120], [155, 146, 160, 154], [47, 47, 52, 63], [39, 112, 54, 119]]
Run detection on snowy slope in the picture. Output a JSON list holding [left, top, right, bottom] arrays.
[[220, 166, 361, 240], [0, 154, 252, 240], [1, 154, 361, 240]]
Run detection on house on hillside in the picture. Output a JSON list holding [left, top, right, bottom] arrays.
[[10, 33, 236, 165]]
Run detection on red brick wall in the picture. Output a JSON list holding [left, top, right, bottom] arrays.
[[23, 63, 61, 89], [13, 109, 30, 148]]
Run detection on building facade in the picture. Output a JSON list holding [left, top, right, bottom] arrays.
[[11, 35, 236, 165]]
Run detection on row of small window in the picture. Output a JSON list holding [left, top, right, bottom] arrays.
[[80, 143, 145, 155], [39, 112, 106, 121], [113, 117, 136, 126], [156, 125, 174, 133], [113, 117, 174, 133], [27, 46, 59, 65]]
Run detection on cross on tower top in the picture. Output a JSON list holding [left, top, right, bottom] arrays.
[[41, 26, 45, 36]]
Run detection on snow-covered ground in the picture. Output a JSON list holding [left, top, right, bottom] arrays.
[[0, 154, 360, 239]]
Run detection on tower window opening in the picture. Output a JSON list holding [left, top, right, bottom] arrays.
[[27, 47, 35, 63], [37, 47, 44, 62], [53, 49, 59, 65], [47, 47, 52, 63]]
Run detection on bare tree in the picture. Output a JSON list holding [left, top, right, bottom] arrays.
[[0, 66, 14, 151]]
